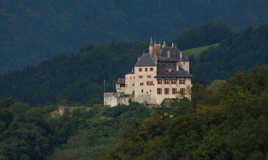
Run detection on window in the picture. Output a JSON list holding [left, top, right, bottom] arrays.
[[164, 88, 169, 95], [146, 81, 154, 86], [165, 79, 169, 84], [147, 75, 151, 78], [141, 89, 144, 93], [172, 88, 177, 94], [171, 79, 177, 84], [139, 75, 143, 79], [150, 68, 154, 71], [145, 68, 148, 72], [140, 82, 144, 86], [179, 79, 185, 84], [139, 68, 142, 72], [158, 79, 162, 84], [180, 88, 185, 95], [157, 88, 162, 95]]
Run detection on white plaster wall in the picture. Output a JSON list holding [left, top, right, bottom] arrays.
[[104, 93, 119, 107], [179, 61, 190, 72], [155, 77, 192, 104], [125, 73, 135, 95], [134, 66, 157, 104], [116, 84, 125, 93]]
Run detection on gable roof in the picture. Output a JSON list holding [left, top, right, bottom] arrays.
[[135, 53, 156, 67], [158, 47, 180, 59], [157, 47, 188, 61]]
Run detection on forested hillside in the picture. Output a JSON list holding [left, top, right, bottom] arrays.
[[1, 65, 268, 160], [0, 42, 145, 105], [96, 65, 268, 160], [2, 0, 268, 72], [2, 64, 267, 160], [191, 25, 268, 84], [0, 24, 268, 106], [0, 99, 151, 160]]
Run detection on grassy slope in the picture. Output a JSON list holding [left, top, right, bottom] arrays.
[[182, 43, 219, 58]]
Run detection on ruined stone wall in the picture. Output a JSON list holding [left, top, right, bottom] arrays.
[[104, 92, 130, 107]]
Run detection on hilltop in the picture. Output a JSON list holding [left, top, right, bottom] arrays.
[[2, 0, 268, 72], [0, 24, 268, 105]]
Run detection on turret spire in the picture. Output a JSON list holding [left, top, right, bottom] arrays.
[[150, 37, 153, 45], [171, 41, 175, 48], [162, 41, 166, 48]]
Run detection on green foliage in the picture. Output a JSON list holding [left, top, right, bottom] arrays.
[[183, 43, 219, 59], [96, 65, 268, 160], [0, 42, 145, 106], [48, 103, 151, 160], [2, 0, 268, 73], [1, 24, 268, 106], [192, 25, 268, 84], [0, 100, 81, 160], [0, 99, 151, 160], [176, 22, 232, 50]]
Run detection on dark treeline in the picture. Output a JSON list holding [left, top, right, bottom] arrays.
[[0, 42, 145, 106], [0, 23, 268, 106], [0, 99, 151, 160], [191, 25, 268, 84], [2, 0, 268, 72], [176, 22, 232, 50], [96, 65, 268, 160]]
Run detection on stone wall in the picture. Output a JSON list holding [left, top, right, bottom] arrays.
[[104, 92, 130, 107]]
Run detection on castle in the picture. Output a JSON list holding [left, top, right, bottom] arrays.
[[104, 38, 192, 107]]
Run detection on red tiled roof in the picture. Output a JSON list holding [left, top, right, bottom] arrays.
[[117, 78, 125, 84]]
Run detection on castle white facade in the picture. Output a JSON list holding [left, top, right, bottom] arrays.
[[104, 39, 192, 107]]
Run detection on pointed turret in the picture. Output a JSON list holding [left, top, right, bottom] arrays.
[[150, 37, 153, 45], [179, 51, 183, 59], [149, 37, 154, 56], [162, 41, 166, 48]]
